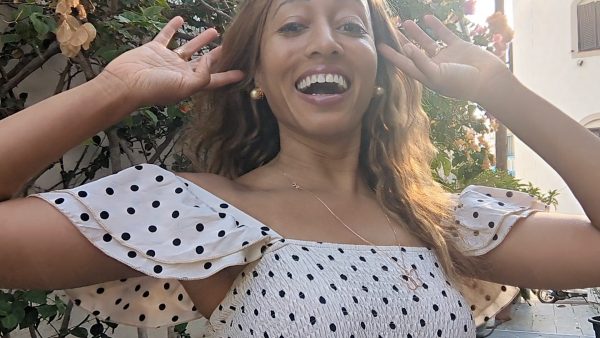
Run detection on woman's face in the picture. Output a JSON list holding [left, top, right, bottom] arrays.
[[256, 0, 379, 139]]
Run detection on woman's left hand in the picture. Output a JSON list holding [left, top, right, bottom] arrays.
[[378, 15, 511, 104]]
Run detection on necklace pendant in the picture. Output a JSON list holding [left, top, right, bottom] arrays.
[[405, 268, 422, 291]]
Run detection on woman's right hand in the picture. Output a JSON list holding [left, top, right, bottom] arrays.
[[99, 16, 244, 108]]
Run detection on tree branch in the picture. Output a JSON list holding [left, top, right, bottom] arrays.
[[148, 130, 179, 164], [0, 42, 61, 97], [73, 52, 96, 81], [196, 0, 231, 21], [106, 128, 122, 173]]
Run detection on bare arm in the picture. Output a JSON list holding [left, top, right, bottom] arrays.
[[380, 15, 600, 288], [0, 73, 134, 200], [0, 18, 242, 290], [480, 76, 600, 227]]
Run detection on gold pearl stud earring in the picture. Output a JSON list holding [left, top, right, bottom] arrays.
[[250, 88, 264, 101], [374, 86, 385, 97]]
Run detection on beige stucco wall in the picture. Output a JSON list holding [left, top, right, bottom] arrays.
[[511, 0, 600, 215]]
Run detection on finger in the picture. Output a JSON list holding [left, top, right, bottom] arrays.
[[423, 15, 462, 45], [154, 16, 184, 46], [204, 70, 245, 90], [394, 29, 411, 46], [378, 44, 430, 85], [402, 20, 438, 56], [203, 46, 223, 73], [178, 28, 220, 60], [400, 43, 440, 82]]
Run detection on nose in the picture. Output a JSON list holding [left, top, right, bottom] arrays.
[[304, 20, 343, 58]]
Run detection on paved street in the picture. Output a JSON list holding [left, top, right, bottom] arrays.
[[484, 289, 600, 338]]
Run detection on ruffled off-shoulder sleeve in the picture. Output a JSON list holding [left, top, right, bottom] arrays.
[[452, 185, 549, 257], [32, 164, 282, 328], [452, 185, 549, 327]]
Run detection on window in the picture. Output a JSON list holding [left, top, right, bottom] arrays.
[[577, 0, 600, 51]]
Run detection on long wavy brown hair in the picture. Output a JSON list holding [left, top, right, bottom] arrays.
[[184, 0, 480, 282]]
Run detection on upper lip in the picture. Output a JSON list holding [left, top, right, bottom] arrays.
[[295, 65, 352, 87]]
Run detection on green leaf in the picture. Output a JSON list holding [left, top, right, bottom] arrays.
[[36, 304, 57, 319], [0, 314, 19, 331], [142, 6, 165, 19], [1, 34, 21, 44], [30, 12, 49, 38], [143, 109, 159, 124], [70, 326, 88, 338], [23, 290, 48, 305]]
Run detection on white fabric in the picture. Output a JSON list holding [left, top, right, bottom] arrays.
[[33, 164, 545, 335]]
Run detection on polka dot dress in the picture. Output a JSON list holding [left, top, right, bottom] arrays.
[[33, 164, 547, 336]]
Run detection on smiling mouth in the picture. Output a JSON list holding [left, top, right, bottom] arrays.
[[295, 73, 351, 95]]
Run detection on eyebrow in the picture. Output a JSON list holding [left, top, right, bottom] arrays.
[[273, 0, 365, 18]]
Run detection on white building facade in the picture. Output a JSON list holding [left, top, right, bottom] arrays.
[[510, 0, 600, 214]]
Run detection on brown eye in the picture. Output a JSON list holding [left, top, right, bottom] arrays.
[[339, 22, 367, 36], [278, 22, 307, 34]]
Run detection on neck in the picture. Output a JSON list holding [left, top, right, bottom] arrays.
[[267, 125, 369, 195]]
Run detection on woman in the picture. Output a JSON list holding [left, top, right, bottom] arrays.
[[1, 0, 599, 336]]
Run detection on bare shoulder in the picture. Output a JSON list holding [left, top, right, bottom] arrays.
[[176, 171, 248, 203]]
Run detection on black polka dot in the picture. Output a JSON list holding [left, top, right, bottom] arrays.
[[100, 211, 109, 219], [219, 212, 226, 219], [74, 299, 81, 306], [130, 185, 139, 192], [329, 323, 336, 332], [420, 319, 426, 327], [220, 203, 229, 209], [142, 291, 150, 297], [493, 234, 499, 240], [154, 265, 163, 273], [135, 165, 143, 170], [92, 310, 100, 316], [450, 313, 457, 320], [78, 191, 88, 198], [139, 314, 145, 321], [172, 211, 179, 218], [319, 296, 326, 304], [127, 207, 135, 215], [155, 175, 164, 182], [173, 238, 181, 246], [204, 262, 212, 269], [172, 315, 179, 322], [218, 230, 226, 237], [309, 316, 317, 325], [115, 298, 122, 305], [177, 294, 184, 301], [80, 213, 90, 221], [127, 251, 137, 258], [152, 201, 160, 208], [196, 223, 204, 232], [488, 221, 495, 228], [102, 234, 112, 242], [121, 233, 131, 241], [389, 322, 396, 329], [96, 288, 104, 294], [148, 225, 157, 233], [106, 188, 114, 195], [196, 246, 204, 254], [159, 304, 166, 311], [472, 212, 479, 218], [146, 249, 155, 257], [498, 202, 505, 206], [437, 329, 442, 337], [175, 187, 183, 194], [507, 191, 514, 197]]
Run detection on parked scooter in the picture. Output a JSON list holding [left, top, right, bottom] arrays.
[[536, 289, 588, 303]]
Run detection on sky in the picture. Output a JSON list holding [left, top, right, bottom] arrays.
[[467, 0, 514, 26]]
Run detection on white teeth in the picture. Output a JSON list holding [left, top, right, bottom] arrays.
[[296, 73, 349, 92]]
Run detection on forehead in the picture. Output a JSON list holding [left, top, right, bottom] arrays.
[[271, 0, 371, 17]]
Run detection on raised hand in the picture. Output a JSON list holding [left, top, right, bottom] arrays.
[[100, 17, 244, 107], [378, 15, 510, 104]]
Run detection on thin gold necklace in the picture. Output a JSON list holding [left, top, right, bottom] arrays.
[[279, 170, 423, 291]]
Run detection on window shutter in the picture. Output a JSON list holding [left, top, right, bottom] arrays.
[[596, 2, 600, 48], [578, 2, 599, 51]]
